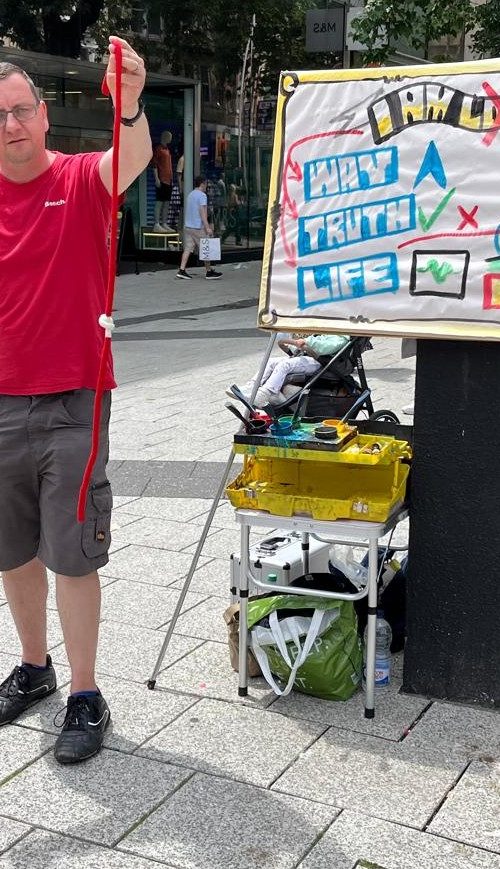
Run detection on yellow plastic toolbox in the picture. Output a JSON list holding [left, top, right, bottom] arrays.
[[226, 455, 410, 522]]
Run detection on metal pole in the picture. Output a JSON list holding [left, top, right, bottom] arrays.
[[364, 537, 378, 717], [238, 523, 251, 696], [237, 14, 256, 171], [148, 331, 277, 688]]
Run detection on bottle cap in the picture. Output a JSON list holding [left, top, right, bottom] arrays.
[[267, 573, 278, 583], [376, 607, 384, 617]]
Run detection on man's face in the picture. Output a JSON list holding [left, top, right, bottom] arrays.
[[0, 73, 48, 171]]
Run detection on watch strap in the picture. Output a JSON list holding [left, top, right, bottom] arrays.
[[120, 99, 145, 127]]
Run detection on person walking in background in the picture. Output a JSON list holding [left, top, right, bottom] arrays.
[[213, 172, 226, 235], [177, 175, 222, 280], [0, 36, 152, 764], [221, 182, 242, 245]]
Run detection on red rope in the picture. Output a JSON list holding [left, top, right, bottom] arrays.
[[77, 43, 122, 522]]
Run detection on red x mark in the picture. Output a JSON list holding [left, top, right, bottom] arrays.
[[482, 81, 500, 147], [457, 205, 479, 230]]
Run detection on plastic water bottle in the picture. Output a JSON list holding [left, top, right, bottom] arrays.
[[363, 609, 392, 688]]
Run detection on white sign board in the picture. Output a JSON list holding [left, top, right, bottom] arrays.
[[258, 61, 500, 340]]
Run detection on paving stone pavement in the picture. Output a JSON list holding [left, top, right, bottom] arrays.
[[0, 262, 499, 869]]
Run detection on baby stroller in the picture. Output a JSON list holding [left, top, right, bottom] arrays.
[[256, 337, 400, 424]]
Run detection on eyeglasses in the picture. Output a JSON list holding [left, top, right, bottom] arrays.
[[0, 104, 39, 127]]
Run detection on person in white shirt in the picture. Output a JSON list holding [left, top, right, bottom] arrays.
[[177, 175, 222, 280]]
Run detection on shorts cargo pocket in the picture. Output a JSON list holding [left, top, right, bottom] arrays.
[[82, 480, 112, 559]]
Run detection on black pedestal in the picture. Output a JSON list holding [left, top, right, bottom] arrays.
[[403, 339, 500, 708]]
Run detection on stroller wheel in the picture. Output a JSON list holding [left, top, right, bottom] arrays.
[[369, 409, 400, 424]]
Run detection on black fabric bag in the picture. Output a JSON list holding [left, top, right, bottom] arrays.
[[302, 382, 362, 419]]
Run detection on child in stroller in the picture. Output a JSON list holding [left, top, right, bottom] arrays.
[[229, 334, 400, 423], [226, 332, 350, 409]]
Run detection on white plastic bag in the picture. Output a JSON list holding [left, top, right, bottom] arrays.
[[329, 546, 368, 589], [199, 237, 221, 261]]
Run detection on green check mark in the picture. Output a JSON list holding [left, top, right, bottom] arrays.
[[417, 259, 454, 283], [418, 187, 456, 232]]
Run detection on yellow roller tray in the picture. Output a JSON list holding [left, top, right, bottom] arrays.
[[226, 455, 410, 522]]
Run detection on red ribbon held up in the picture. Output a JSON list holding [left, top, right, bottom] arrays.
[[77, 42, 122, 522]]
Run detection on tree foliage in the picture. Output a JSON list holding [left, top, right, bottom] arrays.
[[1, 0, 340, 89], [471, 0, 500, 59], [0, 1, 106, 57], [95, 0, 335, 83], [350, 0, 476, 64]]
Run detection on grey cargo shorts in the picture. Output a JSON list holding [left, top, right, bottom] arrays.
[[0, 389, 112, 577]]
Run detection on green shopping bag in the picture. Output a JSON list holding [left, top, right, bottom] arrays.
[[247, 593, 362, 701]]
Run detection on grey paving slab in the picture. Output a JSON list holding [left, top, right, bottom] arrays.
[[0, 608, 63, 656], [428, 759, 500, 854], [273, 675, 430, 742], [0, 750, 191, 847], [298, 808, 500, 869], [112, 496, 140, 508], [0, 818, 30, 855], [100, 579, 207, 629], [136, 697, 325, 786], [113, 497, 212, 522], [110, 512, 144, 532], [0, 651, 24, 674], [140, 472, 228, 498], [17, 673, 198, 753], [186, 499, 236, 529], [168, 596, 230, 642], [0, 829, 170, 868], [119, 772, 337, 869], [50, 622, 203, 683], [406, 701, 500, 761], [0, 727, 53, 786], [170, 558, 230, 599], [272, 726, 466, 828], [107, 461, 155, 497], [101, 544, 211, 586], [108, 459, 241, 499], [158, 639, 276, 706], [109, 516, 212, 553]]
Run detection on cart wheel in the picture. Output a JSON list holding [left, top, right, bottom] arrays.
[[368, 409, 400, 423]]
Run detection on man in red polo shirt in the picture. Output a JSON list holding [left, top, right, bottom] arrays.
[[0, 36, 152, 763]]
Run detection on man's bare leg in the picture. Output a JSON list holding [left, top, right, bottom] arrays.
[[56, 572, 100, 693], [2, 558, 48, 665]]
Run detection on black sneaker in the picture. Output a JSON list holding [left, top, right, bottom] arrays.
[[0, 656, 57, 725], [54, 692, 110, 764], [176, 269, 193, 280], [205, 269, 222, 280]]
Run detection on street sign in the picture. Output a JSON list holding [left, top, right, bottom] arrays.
[[256, 98, 277, 131], [306, 8, 345, 53]]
